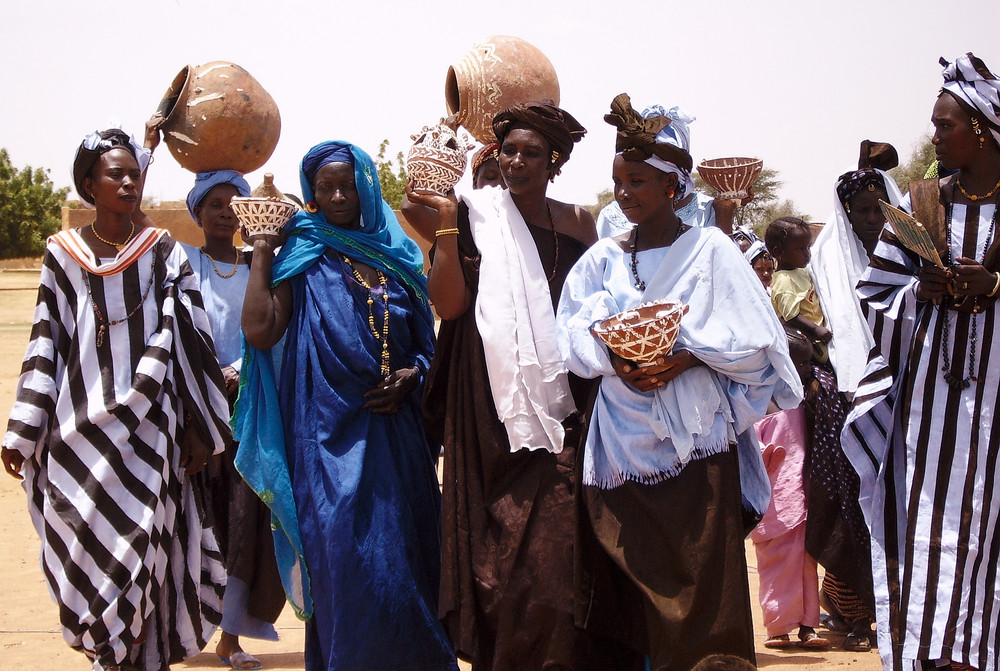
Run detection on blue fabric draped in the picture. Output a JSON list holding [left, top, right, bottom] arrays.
[[233, 141, 436, 633]]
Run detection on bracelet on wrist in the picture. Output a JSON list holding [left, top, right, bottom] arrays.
[[988, 272, 1000, 298], [435, 228, 460, 238]]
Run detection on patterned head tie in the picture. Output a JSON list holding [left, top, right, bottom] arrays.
[[471, 143, 500, 175], [940, 52, 1000, 146], [836, 140, 898, 209], [604, 93, 693, 172]]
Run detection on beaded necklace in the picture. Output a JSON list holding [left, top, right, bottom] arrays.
[[939, 182, 998, 389], [201, 246, 240, 279], [341, 254, 391, 379], [629, 222, 688, 292], [81, 263, 156, 348], [544, 202, 559, 283], [91, 221, 135, 251]]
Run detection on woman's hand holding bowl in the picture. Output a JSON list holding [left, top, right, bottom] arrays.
[[611, 349, 701, 393]]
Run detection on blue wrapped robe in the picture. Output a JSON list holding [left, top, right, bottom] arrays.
[[234, 141, 456, 670]]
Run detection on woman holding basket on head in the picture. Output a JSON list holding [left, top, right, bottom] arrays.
[[843, 52, 1000, 671], [554, 94, 801, 671], [406, 101, 639, 670], [2, 127, 232, 671]]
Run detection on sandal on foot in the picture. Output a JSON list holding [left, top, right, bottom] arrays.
[[844, 630, 873, 652], [764, 634, 793, 649], [798, 627, 830, 649], [218, 651, 263, 670]]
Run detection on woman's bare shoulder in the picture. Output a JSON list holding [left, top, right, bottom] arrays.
[[549, 198, 597, 247]]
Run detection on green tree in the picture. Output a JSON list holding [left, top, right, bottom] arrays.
[[376, 139, 407, 209], [889, 135, 936, 196], [0, 149, 69, 259], [587, 188, 615, 217], [694, 166, 801, 231]]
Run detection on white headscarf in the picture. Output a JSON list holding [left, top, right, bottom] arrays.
[[941, 53, 1000, 146], [810, 169, 903, 394], [640, 104, 697, 199]]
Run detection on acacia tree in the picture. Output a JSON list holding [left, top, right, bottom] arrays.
[[889, 136, 936, 196], [0, 149, 69, 259], [376, 139, 407, 209]]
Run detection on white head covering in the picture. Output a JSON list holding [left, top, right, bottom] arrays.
[[941, 53, 1000, 146], [810, 168, 903, 394], [640, 104, 697, 199]]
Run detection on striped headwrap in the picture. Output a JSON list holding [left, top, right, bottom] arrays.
[[940, 53, 1000, 146]]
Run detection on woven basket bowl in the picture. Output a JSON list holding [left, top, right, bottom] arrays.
[[230, 197, 298, 236], [591, 300, 689, 366], [697, 157, 763, 199]]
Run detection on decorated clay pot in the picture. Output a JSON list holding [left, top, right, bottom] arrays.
[[445, 36, 560, 144], [406, 122, 474, 196], [156, 61, 281, 174]]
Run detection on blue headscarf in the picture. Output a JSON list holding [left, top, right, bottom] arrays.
[[233, 141, 432, 619], [272, 141, 428, 300], [186, 170, 251, 221]]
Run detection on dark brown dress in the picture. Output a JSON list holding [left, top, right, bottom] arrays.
[[424, 204, 639, 671]]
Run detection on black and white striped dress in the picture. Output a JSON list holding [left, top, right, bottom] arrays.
[[843, 196, 1000, 671], [3, 227, 232, 671]]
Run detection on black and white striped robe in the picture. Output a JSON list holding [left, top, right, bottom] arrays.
[[843, 195, 1000, 671], [3, 227, 232, 671]]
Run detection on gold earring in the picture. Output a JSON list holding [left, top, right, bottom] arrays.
[[550, 150, 559, 164]]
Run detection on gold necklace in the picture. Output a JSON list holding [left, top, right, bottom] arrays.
[[91, 221, 135, 250], [202, 246, 240, 278], [341, 254, 391, 379], [956, 174, 1000, 201]]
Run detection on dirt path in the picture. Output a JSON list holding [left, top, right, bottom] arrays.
[[0, 271, 882, 670]]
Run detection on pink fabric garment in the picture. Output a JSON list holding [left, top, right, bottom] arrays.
[[750, 406, 808, 541], [753, 523, 821, 636]]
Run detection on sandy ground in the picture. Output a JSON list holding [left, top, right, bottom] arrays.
[[0, 270, 882, 670]]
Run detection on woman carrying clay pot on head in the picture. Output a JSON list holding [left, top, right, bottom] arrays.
[[407, 101, 640, 670], [179, 170, 286, 671], [2, 127, 232, 671], [554, 93, 801, 670]]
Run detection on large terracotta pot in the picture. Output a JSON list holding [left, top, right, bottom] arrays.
[[445, 36, 560, 144], [156, 61, 281, 174]]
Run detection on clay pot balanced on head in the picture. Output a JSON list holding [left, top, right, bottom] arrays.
[[156, 61, 281, 174], [445, 35, 560, 144]]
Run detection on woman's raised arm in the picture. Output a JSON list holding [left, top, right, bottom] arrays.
[[242, 236, 293, 348]]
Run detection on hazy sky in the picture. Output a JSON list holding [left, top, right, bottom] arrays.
[[2, 0, 997, 221]]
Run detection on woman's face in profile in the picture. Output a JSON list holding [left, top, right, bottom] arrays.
[[313, 162, 361, 230], [931, 94, 979, 172]]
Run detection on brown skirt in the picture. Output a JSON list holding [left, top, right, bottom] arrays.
[[579, 449, 756, 671]]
